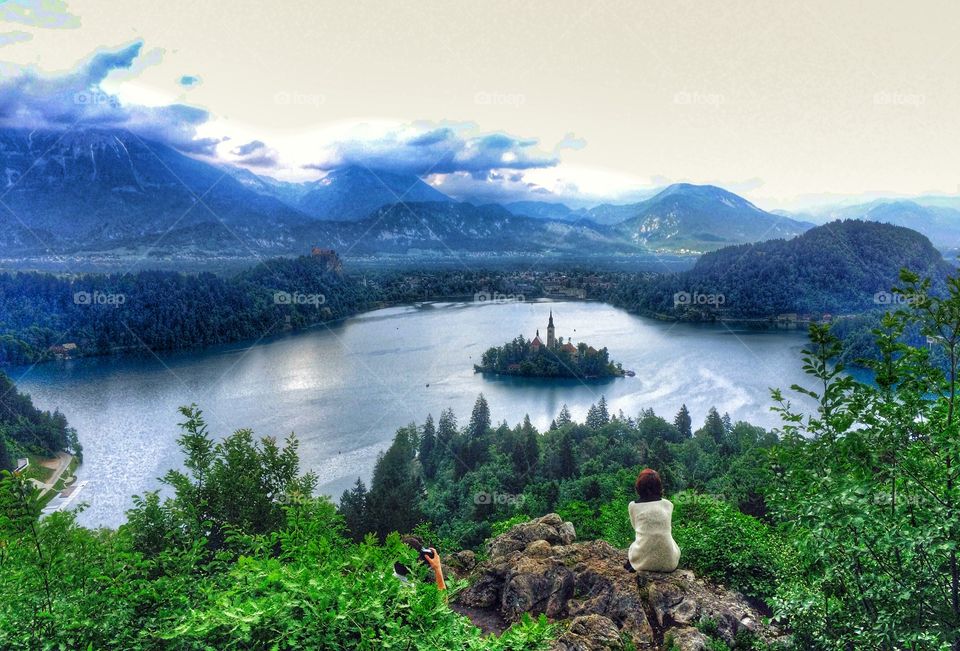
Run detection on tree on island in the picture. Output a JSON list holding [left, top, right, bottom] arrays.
[[474, 327, 623, 379]]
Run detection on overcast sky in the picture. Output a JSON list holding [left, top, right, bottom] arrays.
[[2, 0, 958, 209]]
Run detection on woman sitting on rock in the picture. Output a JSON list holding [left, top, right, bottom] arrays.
[[623, 468, 680, 573]]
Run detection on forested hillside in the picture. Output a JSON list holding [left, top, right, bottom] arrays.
[[0, 372, 81, 470], [608, 220, 953, 317], [0, 260, 545, 366]]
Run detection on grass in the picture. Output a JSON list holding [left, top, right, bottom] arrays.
[[21, 454, 55, 483], [32, 454, 79, 509]]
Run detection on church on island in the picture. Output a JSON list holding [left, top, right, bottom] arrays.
[[529, 311, 597, 357], [475, 310, 621, 379]]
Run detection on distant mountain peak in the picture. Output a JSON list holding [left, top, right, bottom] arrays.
[[654, 183, 762, 211], [296, 165, 452, 220]]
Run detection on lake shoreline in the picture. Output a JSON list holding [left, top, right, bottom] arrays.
[[14, 300, 815, 529]]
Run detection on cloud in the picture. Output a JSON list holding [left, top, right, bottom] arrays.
[[0, 31, 33, 47], [231, 140, 266, 156], [229, 140, 279, 168], [304, 123, 559, 176], [0, 0, 80, 29], [429, 170, 554, 204], [0, 41, 219, 155], [556, 132, 587, 152]]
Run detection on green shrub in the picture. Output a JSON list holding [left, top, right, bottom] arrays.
[[171, 526, 555, 649], [672, 491, 788, 601]]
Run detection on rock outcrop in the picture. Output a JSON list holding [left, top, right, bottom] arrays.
[[456, 514, 786, 650]]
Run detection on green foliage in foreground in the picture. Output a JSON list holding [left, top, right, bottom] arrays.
[[0, 408, 555, 650], [670, 492, 791, 601], [766, 272, 960, 650]]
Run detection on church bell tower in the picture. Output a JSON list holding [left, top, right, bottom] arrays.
[[547, 310, 556, 348]]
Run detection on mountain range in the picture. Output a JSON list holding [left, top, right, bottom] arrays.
[[9, 125, 955, 263], [799, 200, 960, 249], [223, 165, 455, 221]]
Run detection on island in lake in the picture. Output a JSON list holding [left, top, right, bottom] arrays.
[[474, 311, 624, 379]]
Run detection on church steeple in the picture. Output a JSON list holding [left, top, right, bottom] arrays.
[[547, 310, 556, 348]]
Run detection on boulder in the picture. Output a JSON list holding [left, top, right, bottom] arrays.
[[456, 513, 785, 651], [551, 614, 624, 650], [665, 627, 709, 651], [449, 549, 477, 573]]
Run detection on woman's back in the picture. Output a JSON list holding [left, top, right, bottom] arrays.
[[627, 498, 680, 572]]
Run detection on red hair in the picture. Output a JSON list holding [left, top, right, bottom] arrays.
[[635, 469, 663, 502]]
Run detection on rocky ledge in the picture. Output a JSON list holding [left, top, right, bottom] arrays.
[[454, 514, 787, 650]]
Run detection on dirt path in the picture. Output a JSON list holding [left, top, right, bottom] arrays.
[[36, 451, 73, 497]]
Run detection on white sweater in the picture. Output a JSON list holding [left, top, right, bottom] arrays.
[[627, 498, 681, 572]]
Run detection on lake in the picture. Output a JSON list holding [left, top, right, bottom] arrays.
[[12, 300, 814, 528]]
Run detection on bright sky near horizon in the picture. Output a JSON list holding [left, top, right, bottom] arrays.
[[1, 0, 959, 209]]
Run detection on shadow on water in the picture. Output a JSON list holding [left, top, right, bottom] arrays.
[[476, 372, 621, 389]]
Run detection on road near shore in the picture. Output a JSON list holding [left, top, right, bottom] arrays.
[[32, 451, 74, 498]]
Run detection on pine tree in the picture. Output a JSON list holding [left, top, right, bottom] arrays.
[[674, 404, 692, 438], [556, 404, 573, 427], [598, 396, 609, 423], [419, 414, 437, 479], [437, 408, 458, 451], [367, 427, 423, 539], [338, 478, 370, 541], [721, 412, 733, 434], [557, 432, 576, 479], [522, 426, 540, 479], [511, 415, 540, 479], [700, 407, 726, 443], [586, 404, 600, 428], [585, 396, 610, 429], [468, 394, 491, 438]]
